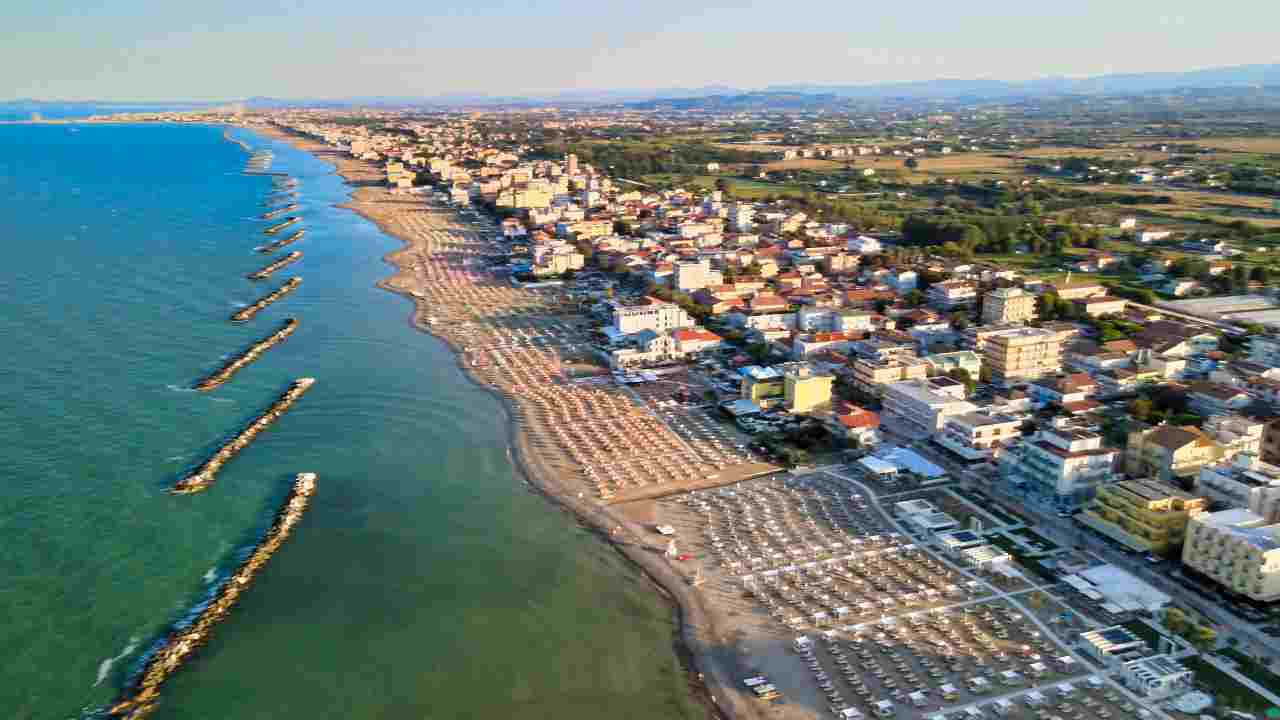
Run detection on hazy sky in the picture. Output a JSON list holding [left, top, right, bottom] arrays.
[[4, 0, 1279, 101]]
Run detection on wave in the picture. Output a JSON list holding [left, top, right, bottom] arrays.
[[93, 636, 140, 687], [202, 566, 219, 584], [210, 397, 234, 404], [165, 454, 185, 462], [165, 384, 196, 393], [231, 301, 248, 308]]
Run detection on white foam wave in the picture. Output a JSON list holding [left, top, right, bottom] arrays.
[[165, 454, 185, 462], [210, 397, 234, 404], [93, 636, 140, 687], [203, 566, 219, 584], [165, 384, 196, 393], [231, 301, 248, 308]]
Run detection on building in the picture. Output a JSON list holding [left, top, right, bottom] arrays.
[[927, 281, 978, 311], [881, 377, 978, 437], [783, 363, 835, 413], [982, 287, 1037, 325], [1181, 508, 1280, 602], [673, 258, 719, 292], [1120, 655, 1193, 700], [1026, 373, 1097, 407], [1002, 424, 1118, 509], [1075, 479, 1207, 554], [933, 411, 1024, 462], [1053, 281, 1108, 301], [850, 356, 932, 398], [610, 297, 695, 336], [924, 351, 982, 379], [983, 327, 1063, 387], [1124, 424, 1223, 485], [1203, 414, 1265, 457], [1197, 454, 1280, 523], [1187, 382, 1253, 417], [1077, 626, 1151, 667], [847, 235, 882, 254], [1077, 296, 1128, 318], [739, 365, 786, 407]]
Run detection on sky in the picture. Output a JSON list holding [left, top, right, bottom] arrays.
[[4, 0, 1279, 101]]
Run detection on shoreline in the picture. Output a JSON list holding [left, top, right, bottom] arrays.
[[248, 123, 758, 720]]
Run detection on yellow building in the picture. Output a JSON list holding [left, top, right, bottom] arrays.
[[1125, 425, 1223, 485], [982, 287, 1037, 325], [1076, 480, 1207, 554], [1182, 508, 1280, 602], [740, 366, 785, 407], [782, 363, 835, 413]]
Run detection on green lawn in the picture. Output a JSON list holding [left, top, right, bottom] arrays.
[[1184, 656, 1276, 714], [1221, 647, 1280, 698], [1119, 619, 1165, 648]]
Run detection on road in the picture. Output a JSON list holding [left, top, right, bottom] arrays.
[[862, 431, 1280, 667]]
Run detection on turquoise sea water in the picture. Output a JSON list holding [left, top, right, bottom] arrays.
[[0, 124, 701, 720]]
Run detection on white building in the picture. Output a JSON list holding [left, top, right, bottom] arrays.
[[1197, 454, 1280, 523], [1120, 655, 1192, 700], [927, 281, 978, 311], [1002, 424, 1118, 509], [847, 235, 882, 255], [673, 258, 719, 292], [933, 411, 1024, 462], [610, 297, 695, 336], [881, 377, 979, 437]]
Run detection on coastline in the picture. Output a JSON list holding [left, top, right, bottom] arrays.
[[248, 124, 760, 720]]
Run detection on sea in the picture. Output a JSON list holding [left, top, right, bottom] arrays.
[[0, 122, 702, 720]]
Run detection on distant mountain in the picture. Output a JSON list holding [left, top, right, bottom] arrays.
[[764, 64, 1280, 100]]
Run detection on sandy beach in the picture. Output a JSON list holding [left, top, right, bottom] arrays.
[[252, 124, 773, 720]]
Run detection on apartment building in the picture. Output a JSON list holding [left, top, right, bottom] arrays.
[[1124, 424, 1223, 485], [933, 411, 1024, 461], [881, 377, 978, 437], [1182, 508, 1280, 602], [1202, 414, 1265, 457], [1002, 424, 1118, 509], [782, 363, 835, 413], [850, 356, 931, 398], [1197, 454, 1280, 523], [610, 297, 694, 336], [927, 280, 978, 311], [981, 287, 1037, 325], [673, 258, 721, 292], [1075, 479, 1207, 554], [983, 327, 1063, 387], [924, 351, 982, 379]]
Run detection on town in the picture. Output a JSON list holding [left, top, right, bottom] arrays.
[[155, 99, 1280, 720]]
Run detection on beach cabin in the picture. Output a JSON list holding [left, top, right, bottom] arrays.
[[993, 699, 1015, 716], [939, 684, 960, 702], [1028, 662, 1048, 678], [743, 676, 768, 688], [873, 699, 896, 718], [1055, 656, 1077, 672]]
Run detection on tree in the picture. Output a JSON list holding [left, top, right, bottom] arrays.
[[1130, 398, 1153, 423], [948, 367, 976, 395], [904, 289, 925, 307]]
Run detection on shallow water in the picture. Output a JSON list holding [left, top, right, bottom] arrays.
[[0, 123, 700, 720]]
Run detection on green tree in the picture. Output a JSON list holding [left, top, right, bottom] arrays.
[[904, 289, 925, 307], [947, 367, 976, 395], [1130, 398, 1153, 422]]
